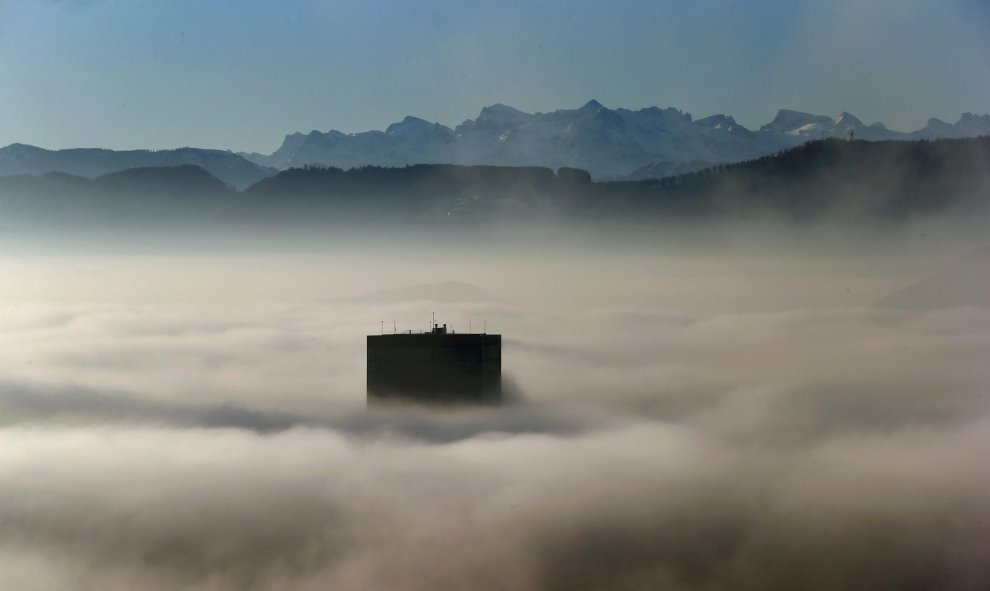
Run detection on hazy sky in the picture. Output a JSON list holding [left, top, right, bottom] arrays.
[[1, 0, 988, 152]]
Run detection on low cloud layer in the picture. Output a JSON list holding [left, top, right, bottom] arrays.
[[1, 242, 989, 590]]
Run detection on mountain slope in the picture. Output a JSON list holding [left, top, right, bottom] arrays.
[[911, 113, 990, 140], [0, 144, 275, 189], [242, 137, 990, 221], [3, 137, 988, 227], [0, 165, 239, 228]]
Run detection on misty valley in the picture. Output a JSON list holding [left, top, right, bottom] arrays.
[[2, 1, 990, 588], [1, 167, 988, 587], [1, 138, 989, 237]]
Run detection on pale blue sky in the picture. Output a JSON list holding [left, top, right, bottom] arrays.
[[1, 0, 987, 152]]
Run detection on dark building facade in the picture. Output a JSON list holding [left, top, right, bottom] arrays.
[[367, 324, 501, 405]]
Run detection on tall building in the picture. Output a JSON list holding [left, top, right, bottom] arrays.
[[367, 323, 501, 405]]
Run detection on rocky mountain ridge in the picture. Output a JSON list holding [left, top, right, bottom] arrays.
[[239, 102, 990, 179]]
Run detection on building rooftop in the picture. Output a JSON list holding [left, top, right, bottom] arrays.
[[367, 322, 502, 406]]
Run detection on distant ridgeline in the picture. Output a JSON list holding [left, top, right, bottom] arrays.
[[0, 144, 274, 190], [0, 137, 988, 226]]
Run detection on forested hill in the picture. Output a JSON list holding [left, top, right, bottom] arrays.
[[1, 137, 988, 227], [593, 136, 990, 219], [0, 144, 274, 190], [243, 137, 990, 221]]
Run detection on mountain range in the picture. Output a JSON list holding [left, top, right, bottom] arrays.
[[0, 144, 273, 190], [236, 101, 990, 178], [2, 102, 988, 184], [3, 137, 987, 227]]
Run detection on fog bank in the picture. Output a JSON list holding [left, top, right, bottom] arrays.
[[1, 229, 988, 590]]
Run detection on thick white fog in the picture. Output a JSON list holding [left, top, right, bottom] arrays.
[[1, 224, 988, 590]]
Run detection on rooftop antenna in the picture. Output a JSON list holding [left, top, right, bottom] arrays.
[[393, 320, 396, 334], [380, 320, 383, 335]]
